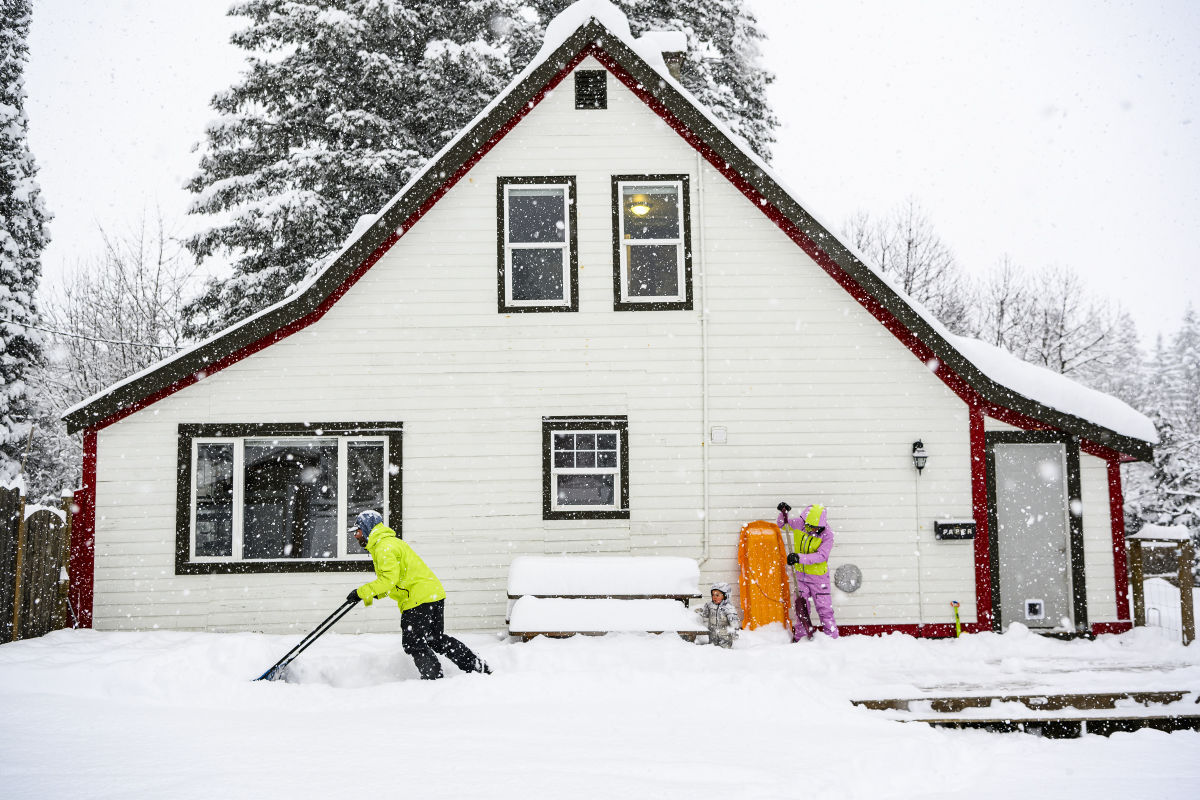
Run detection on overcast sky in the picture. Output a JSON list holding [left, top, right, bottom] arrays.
[[24, 0, 1200, 343]]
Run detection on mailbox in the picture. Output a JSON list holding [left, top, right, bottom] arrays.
[[934, 520, 976, 540]]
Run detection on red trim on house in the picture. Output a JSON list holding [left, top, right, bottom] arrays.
[[1080, 437, 1125, 463], [840, 621, 991, 638], [1091, 621, 1133, 635], [1106, 457, 1131, 622], [975, 401, 1052, 433], [90, 232, 401, 433], [969, 403, 994, 631], [68, 428, 97, 628], [979, 404, 1128, 467]]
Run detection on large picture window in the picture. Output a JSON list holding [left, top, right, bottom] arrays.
[[612, 175, 692, 311], [542, 416, 629, 520], [497, 176, 578, 312], [177, 423, 401, 574]]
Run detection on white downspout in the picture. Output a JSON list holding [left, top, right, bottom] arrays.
[[696, 150, 711, 567]]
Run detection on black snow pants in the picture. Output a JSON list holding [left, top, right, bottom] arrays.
[[401, 599, 484, 679]]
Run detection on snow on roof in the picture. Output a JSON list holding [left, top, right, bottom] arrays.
[[64, 0, 1157, 453], [637, 30, 688, 55], [507, 555, 700, 596], [949, 334, 1157, 444], [1129, 524, 1193, 541]]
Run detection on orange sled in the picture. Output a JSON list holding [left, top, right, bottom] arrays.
[[738, 520, 794, 630]]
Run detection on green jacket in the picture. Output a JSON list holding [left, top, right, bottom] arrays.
[[789, 527, 830, 576], [356, 524, 446, 611]]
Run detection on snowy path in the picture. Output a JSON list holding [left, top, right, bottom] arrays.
[[1, 625, 1197, 799]]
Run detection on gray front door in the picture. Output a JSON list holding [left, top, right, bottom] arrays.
[[993, 442, 1073, 630]]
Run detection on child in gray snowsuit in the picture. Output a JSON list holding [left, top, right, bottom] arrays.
[[695, 582, 740, 648]]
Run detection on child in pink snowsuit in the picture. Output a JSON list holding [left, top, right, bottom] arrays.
[[778, 502, 840, 640]]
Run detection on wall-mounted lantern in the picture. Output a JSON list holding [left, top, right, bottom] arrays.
[[912, 440, 928, 474]]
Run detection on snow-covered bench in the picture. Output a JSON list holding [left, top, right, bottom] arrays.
[[506, 556, 707, 641]]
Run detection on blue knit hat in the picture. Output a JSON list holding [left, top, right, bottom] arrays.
[[354, 509, 383, 537]]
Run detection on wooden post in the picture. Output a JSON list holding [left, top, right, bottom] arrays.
[[53, 493, 73, 631], [10, 489, 26, 642], [1129, 539, 1145, 627], [1179, 540, 1195, 646], [0, 486, 17, 643]]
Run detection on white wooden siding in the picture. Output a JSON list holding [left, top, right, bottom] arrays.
[[92, 57, 979, 634], [1079, 452, 1119, 622]]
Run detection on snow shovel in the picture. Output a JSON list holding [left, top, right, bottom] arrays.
[[254, 598, 358, 681]]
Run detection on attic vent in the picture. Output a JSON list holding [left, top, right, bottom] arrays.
[[574, 70, 607, 109]]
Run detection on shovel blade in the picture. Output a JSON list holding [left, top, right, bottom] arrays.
[[254, 664, 289, 682]]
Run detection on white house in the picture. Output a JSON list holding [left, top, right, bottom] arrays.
[[63, 1, 1155, 638]]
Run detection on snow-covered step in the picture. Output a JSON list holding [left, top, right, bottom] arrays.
[[853, 690, 1200, 737], [506, 555, 701, 600], [508, 596, 707, 640], [905, 711, 1200, 738], [853, 689, 1193, 714]]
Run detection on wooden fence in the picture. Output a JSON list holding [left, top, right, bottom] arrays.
[[1129, 534, 1196, 646], [0, 485, 74, 644]]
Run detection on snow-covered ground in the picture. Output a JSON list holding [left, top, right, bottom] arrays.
[[1, 625, 1197, 799]]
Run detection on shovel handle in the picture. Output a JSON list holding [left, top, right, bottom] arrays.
[[254, 598, 357, 681]]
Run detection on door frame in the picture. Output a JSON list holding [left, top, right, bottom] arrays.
[[984, 430, 1088, 634]]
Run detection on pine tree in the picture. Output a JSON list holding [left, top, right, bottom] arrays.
[[1123, 309, 1200, 577], [0, 0, 50, 482], [184, 0, 777, 338], [1133, 312, 1200, 522], [527, 0, 777, 160], [183, 0, 541, 337]]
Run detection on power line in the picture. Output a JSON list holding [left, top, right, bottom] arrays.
[[0, 315, 184, 351]]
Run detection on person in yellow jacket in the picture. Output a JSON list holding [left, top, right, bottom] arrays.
[[347, 510, 491, 679]]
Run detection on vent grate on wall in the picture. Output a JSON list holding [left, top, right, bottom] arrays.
[[574, 70, 607, 110]]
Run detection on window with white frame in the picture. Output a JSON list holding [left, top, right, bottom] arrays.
[[542, 416, 629, 520], [498, 176, 578, 312], [612, 175, 692, 311], [178, 423, 401, 574]]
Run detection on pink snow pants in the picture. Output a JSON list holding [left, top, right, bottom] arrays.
[[794, 576, 839, 640]]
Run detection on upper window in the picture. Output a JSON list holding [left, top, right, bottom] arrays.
[[542, 416, 630, 520], [497, 177, 578, 313], [611, 175, 693, 311], [177, 423, 401, 574]]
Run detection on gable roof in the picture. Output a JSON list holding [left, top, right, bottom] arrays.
[[62, 1, 1155, 460]]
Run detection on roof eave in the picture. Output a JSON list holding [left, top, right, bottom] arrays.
[[587, 32, 1155, 462], [63, 20, 1155, 463], [63, 24, 605, 436]]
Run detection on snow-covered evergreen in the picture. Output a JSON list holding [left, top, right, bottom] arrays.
[[528, 0, 777, 158], [0, 0, 49, 481], [183, 0, 776, 337], [183, 0, 540, 337], [1125, 307, 1200, 572]]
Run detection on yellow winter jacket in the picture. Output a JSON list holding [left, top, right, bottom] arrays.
[[356, 524, 446, 611]]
